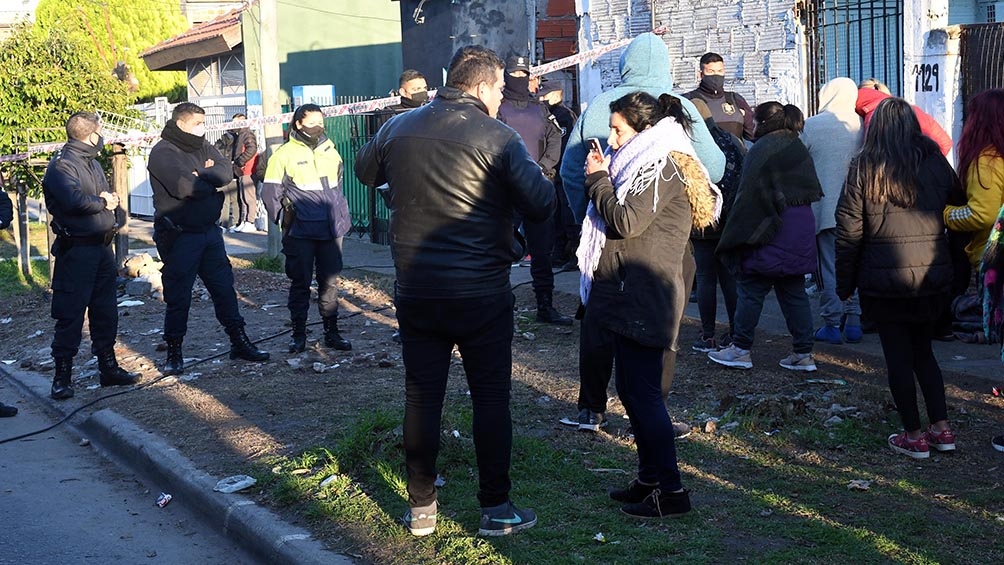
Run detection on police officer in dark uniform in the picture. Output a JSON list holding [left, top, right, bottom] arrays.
[[42, 112, 138, 400], [497, 55, 571, 325], [537, 81, 580, 271], [147, 103, 269, 375]]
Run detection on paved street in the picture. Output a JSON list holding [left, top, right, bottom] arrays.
[[0, 381, 260, 565]]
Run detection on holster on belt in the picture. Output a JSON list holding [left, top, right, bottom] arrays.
[[280, 197, 296, 232], [154, 217, 183, 254]]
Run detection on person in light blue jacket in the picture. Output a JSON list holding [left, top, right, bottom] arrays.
[[560, 33, 725, 224], [558, 32, 725, 435]]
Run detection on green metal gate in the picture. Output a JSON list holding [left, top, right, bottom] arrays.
[[323, 112, 390, 244]]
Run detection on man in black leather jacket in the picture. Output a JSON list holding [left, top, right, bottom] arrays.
[[42, 112, 138, 400], [355, 45, 553, 538]]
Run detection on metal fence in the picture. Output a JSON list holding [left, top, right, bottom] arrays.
[[323, 102, 389, 244], [802, 0, 904, 113], [960, 23, 1004, 116]]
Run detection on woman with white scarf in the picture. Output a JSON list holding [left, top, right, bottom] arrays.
[[580, 91, 718, 518]]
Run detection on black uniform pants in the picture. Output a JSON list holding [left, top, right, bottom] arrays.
[[50, 243, 118, 359], [396, 292, 514, 509], [514, 210, 556, 299], [281, 235, 343, 321], [157, 227, 243, 340]]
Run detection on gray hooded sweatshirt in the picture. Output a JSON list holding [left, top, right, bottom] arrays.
[[802, 77, 863, 234]]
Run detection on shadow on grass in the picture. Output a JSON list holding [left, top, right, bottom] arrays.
[[0, 258, 50, 296]]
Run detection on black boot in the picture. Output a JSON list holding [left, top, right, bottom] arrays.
[[51, 356, 74, 400], [323, 317, 352, 351], [0, 402, 16, 417], [289, 318, 307, 353], [97, 348, 139, 387], [536, 293, 572, 326], [226, 325, 270, 362], [163, 338, 184, 376]]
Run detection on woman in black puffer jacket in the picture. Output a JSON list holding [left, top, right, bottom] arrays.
[[835, 97, 958, 460]]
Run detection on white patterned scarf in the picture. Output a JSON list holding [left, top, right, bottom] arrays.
[[577, 117, 718, 303]]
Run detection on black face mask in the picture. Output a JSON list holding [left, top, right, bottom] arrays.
[[700, 75, 725, 95], [298, 125, 324, 144], [403, 90, 428, 107], [504, 75, 530, 100]]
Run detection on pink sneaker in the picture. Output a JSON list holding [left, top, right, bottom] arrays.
[[888, 432, 930, 459], [924, 426, 956, 452]]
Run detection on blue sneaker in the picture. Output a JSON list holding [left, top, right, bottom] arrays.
[[814, 326, 843, 344], [844, 325, 863, 343], [478, 501, 537, 536]]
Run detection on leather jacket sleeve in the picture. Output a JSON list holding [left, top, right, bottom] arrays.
[[504, 135, 555, 223]]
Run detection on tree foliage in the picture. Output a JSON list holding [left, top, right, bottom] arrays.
[[36, 0, 190, 103], [0, 22, 131, 159]]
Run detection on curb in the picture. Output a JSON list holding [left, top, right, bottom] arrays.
[[0, 365, 354, 565]]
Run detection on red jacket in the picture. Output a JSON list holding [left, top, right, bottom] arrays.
[[855, 88, 953, 156]]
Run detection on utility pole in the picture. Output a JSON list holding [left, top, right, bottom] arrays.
[[259, 0, 283, 259], [112, 143, 129, 267]]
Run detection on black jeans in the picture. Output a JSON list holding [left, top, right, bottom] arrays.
[[876, 320, 948, 431], [576, 250, 694, 413], [733, 272, 813, 354], [692, 238, 737, 337], [614, 334, 683, 491], [50, 244, 118, 358], [157, 228, 243, 340], [282, 235, 343, 321], [397, 292, 515, 508]]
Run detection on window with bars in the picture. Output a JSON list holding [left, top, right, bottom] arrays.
[[988, 4, 996, 23]]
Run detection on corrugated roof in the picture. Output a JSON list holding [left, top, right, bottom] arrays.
[[141, 7, 243, 59]]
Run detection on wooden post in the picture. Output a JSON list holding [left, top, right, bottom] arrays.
[[15, 185, 29, 279], [112, 143, 129, 267], [260, 0, 284, 261]]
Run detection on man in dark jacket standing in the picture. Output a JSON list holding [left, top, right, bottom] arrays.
[[683, 52, 755, 142], [497, 55, 570, 325], [148, 103, 268, 376], [215, 113, 259, 233], [0, 186, 19, 415], [537, 81, 579, 270], [42, 112, 138, 400], [356, 45, 553, 538]]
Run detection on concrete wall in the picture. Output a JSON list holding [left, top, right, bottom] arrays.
[[398, 0, 532, 89], [575, 0, 803, 113]]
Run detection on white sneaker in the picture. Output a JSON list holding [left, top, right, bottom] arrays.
[[234, 222, 256, 233], [779, 352, 817, 372], [708, 344, 753, 369]]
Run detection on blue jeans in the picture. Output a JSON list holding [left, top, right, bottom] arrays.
[[613, 334, 683, 492], [816, 229, 860, 327], [733, 272, 814, 354], [692, 238, 737, 337]]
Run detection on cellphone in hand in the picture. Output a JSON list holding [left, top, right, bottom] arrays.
[[588, 138, 602, 155]]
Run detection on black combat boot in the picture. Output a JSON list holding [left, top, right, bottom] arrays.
[[536, 293, 572, 326], [226, 325, 270, 362], [163, 338, 184, 376], [51, 356, 74, 400], [0, 402, 16, 417], [97, 348, 139, 387], [323, 317, 352, 351], [289, 318, 307, 353]]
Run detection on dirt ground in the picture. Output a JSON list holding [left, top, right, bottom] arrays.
[[2, 264, 1004, 562]]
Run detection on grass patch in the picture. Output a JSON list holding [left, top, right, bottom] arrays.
[[253, 405, 1004, 564], [0, 258, 50, 296]]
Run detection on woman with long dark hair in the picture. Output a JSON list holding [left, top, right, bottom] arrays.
[[836, 97, 958, 458], [581, 91, 719, 517], [262, 104, 353, 353], [945, 88, 1004, 270], [710, 102, 822, 371]]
